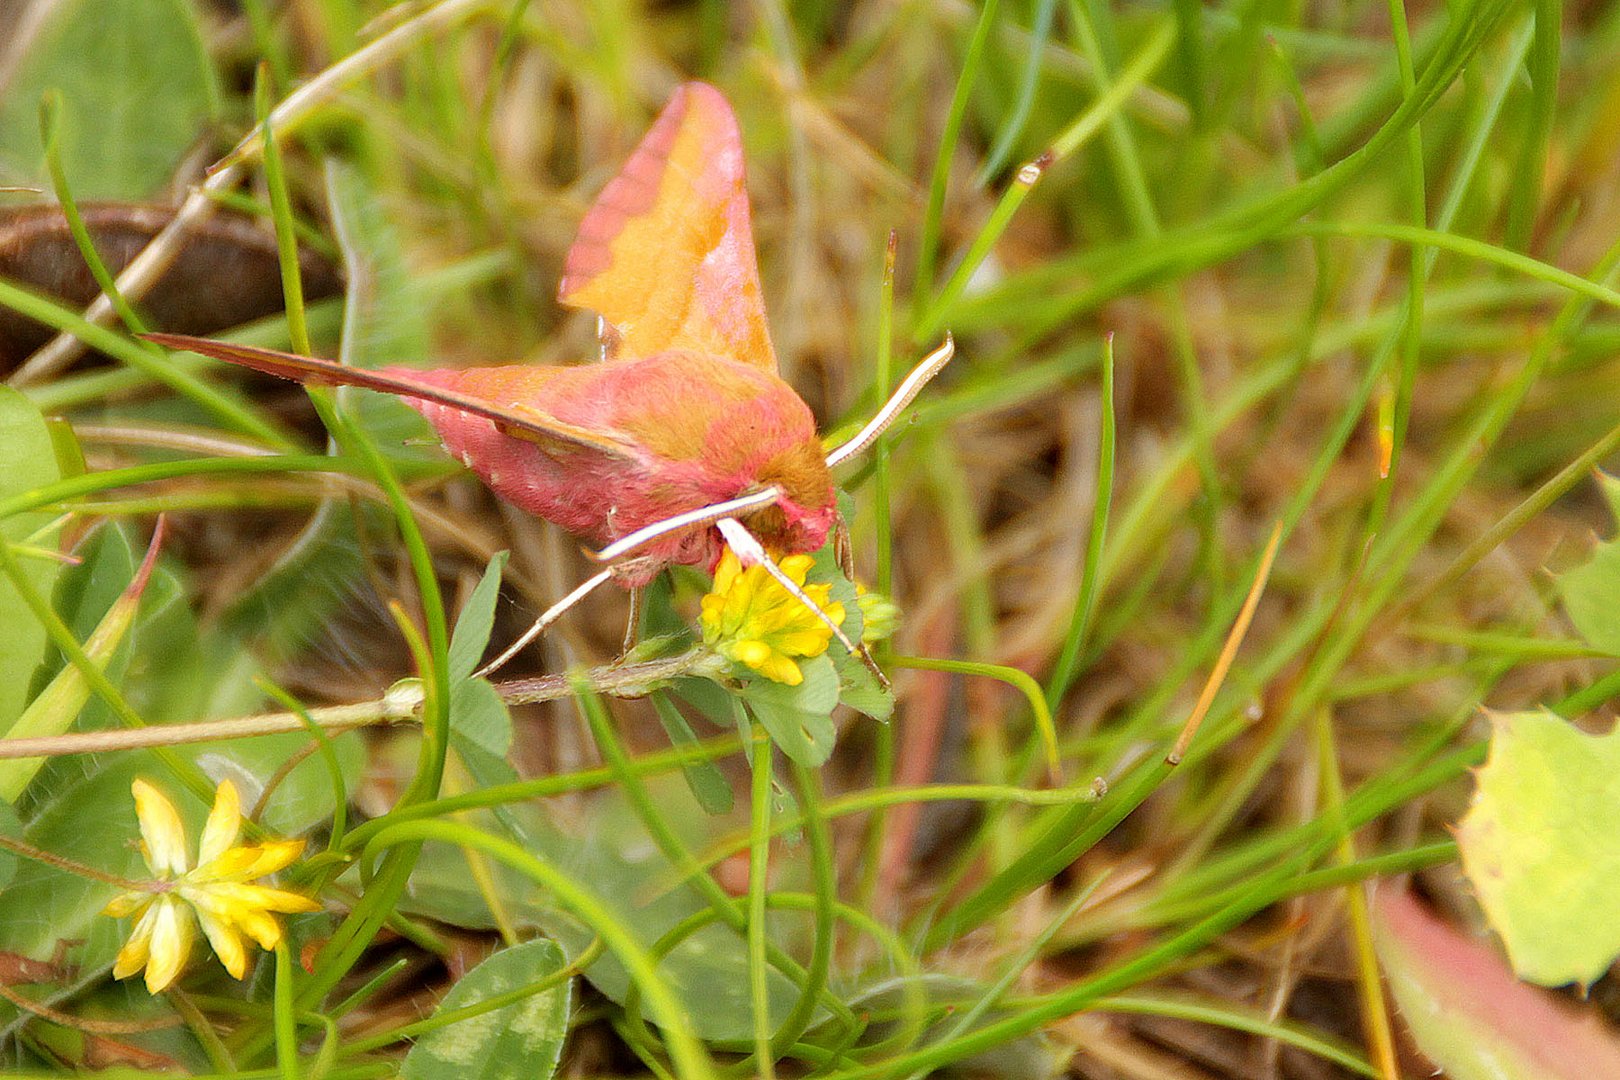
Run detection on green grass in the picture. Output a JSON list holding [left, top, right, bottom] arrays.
[[1, 0, 1618, 1075]]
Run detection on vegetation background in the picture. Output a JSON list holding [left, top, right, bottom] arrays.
[[0, 0, 1618, 1076]]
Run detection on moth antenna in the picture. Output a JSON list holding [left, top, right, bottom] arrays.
[[716, 518, 891, 691], [588, 487, 782, 564], [824, 333, 955, 468], [474, 567, 615, 679]]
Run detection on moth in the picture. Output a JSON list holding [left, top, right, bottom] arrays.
[[149, 82, 951, 677]]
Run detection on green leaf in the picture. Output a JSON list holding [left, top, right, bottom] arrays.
[[0, 527, 151, 803], [127, 570, 362, 836], [650, 691, 734, 814], [52, 525, 137, 652], [529, 783, 807, 1042], [451, 678, 513, 761], [0, 388, 64, 733], [449, 553, 510, 683], [448, 680, 526, 843], [1456, 710, 1620, 986], [634, 571, 690, 641], [326, 158, 430, 368], [219, 503, 370, 663], [0, 802, 20, 890], [1560, 537, 1620, 654], [744, 655, 839, 767], [836, 658, 894, 722], [31, 522, 135, 725], [326, 157, 440, 461], [399, 784, 809, 1043], [400, 939, 571, 1080], [201, 727, 365, 837], [0, 753, 164, 1034], [672, 676, 737, 730], [0, 0, 218, 198]]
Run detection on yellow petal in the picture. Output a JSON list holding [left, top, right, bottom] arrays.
[[723, 575, 754, 622], [779, 554, 814, 583], [112, 903, 158, 980], [194, 837, 307, 883], [197, 780, 241, 866], [143, 898, 194, 994], [191, 846, 260, 882], [237, 838, 308, 879], [102, 891, 153, 920], [195, 909, 248, 980], [132, 779, 189, 876], [778, 631, 832, 657], [699, 596, 725, 640], [258, 888, 321, 914], [752, 604, 799, 634], [715, 549, 741, 588], [217, 881, 322, 914], [231, 904, 284, 951], [731, 640, 773, 669], [760, 654, 803, 686], [201, 882, 318, 933]]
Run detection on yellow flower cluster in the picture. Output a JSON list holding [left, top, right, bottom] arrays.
[[103, 779, 319, 994], [701, 549, 846, 686]]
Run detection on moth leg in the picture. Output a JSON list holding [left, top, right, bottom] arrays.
[[622, 584, 646, 655], [475, 567, 615, 680], [833, 510, 855, 581], [830, 510, 890, 688]]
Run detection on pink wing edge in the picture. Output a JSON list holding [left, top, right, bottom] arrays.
[[555, 82, 777, 370]]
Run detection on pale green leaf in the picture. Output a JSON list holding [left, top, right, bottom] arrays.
[[744, 655, 839, 767], [0, 0, 218, 198], [451, 678, 513, 761], [0, 802, 19, 890], [672, 675, 736, 730], [327, 157, 439, 460], [1456, 710, 1620, 986], [1560, 539, 1620, 654], [837, 659, 895, 721], [401, 939, 571, 1080], [0, 529, 148, 803], [0, 387, 63, 732], [650, 691, 733, 814], [449, 552, 510, 684]]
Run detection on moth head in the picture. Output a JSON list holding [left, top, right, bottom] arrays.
[[746, 436, 837, 555]]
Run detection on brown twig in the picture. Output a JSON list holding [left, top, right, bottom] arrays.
[[0, 980, 184, 1036], [0, 651, 708, 760]]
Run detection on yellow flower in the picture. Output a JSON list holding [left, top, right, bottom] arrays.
[[700, 548, 846, 686], [102, 779, 320, 994]]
